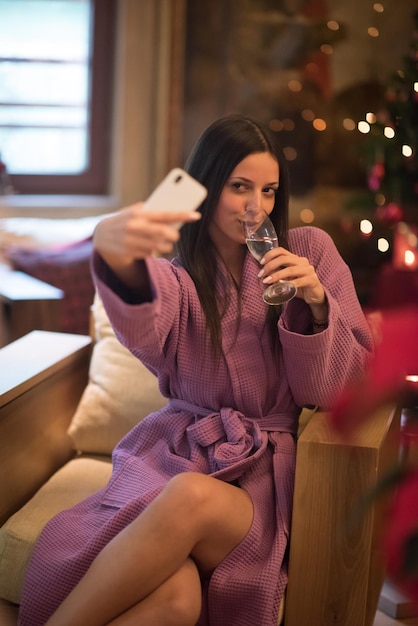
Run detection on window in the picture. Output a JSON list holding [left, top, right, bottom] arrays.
[[0, 0, 116, 194]]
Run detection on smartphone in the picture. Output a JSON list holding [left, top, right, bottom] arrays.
[[143, 168, 207, 228]]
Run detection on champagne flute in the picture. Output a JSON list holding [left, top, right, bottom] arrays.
[[243, 209, 297, 305]]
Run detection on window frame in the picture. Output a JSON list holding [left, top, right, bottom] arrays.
[[4, 0, 116, 195]]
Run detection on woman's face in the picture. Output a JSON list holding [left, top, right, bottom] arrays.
[[208, 151, 279, 251]]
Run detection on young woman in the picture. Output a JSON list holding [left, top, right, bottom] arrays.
[[18, 114, 373, 626]]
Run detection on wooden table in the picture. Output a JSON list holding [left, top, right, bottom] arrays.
[[0, 268, 63, 346]]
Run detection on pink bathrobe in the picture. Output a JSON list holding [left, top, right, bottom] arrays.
[[18, 226, 373, 626]]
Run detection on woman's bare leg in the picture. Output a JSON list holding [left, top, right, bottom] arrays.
[[108, 558, 201, 626], [45, 473, 253, 626]]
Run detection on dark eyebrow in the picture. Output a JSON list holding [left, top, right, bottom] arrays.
[[229, 176, 279, 187]]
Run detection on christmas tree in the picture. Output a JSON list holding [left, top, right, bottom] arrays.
[[360, 10, 418, 225]]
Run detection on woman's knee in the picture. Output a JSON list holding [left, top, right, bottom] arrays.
[[160, 473, 253, 576], [163, 471, 253, 541], [164, 472, 213, 516]]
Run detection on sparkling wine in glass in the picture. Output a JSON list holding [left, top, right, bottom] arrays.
[[243, 209, 297, 305]]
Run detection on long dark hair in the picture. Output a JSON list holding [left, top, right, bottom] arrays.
[[177, 114, 290, 357]]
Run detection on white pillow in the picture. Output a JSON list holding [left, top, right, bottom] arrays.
[[67, 293, 167, 455]]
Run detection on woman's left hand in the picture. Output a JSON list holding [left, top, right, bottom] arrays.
[[259, 247, 326, 306]]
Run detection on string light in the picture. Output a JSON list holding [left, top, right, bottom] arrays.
[[343, 118, 356, 131], [313, 118, 327, 131], [282, 118, 295, 131], [269, 119, 283, 132], [405, 250, 416, 266], [278, 0, 415, 201], [282, 5, 386, 142], [358, 121, 371, 133], [378, 238, 390, 252], [360, 219, 373, 235], [320, 44, 333, 55], [301, 109, 315, 121], [283, 147, 297, 161], [300, 209, 315, 223], [288, 80, 302, 92], [327, 20, 340, 31], [265, 0, 416, 243], [406, 375, 418, 384]]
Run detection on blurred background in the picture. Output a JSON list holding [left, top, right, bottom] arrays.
[[182, 0, 418, 308]]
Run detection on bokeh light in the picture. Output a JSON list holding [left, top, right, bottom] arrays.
[[327, 20, 340, 31], [358, 121, 371, 133], [301, 109, 315, 121], [343, 118, 356, 131], [405, 250, 416, 266], [313, 118, 326, 131], [377, 238, 390, 253], [300, 208, 315, 223], [283, 147, 297, 161], [269, 119, 283, 132], [360, 219, 373, 235], [320, 44, 333, 55]]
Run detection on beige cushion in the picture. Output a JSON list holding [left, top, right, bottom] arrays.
[[67, 293, 167, 455], [0, 456, 112, 604]]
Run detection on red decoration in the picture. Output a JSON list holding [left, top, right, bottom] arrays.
[[368, 162, 385, 192], [331, 307, 418, 609], [375, 202, 404, 224], [384, 469, 418, 611], [331, 306, 418, 435]]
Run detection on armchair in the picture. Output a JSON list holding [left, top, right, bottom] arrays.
[[0, 297, 400, 626]]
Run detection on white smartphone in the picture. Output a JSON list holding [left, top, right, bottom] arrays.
[[143, 168, 207, 228]]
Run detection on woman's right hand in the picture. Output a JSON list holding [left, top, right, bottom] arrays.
[[93, 202, 200, 290]]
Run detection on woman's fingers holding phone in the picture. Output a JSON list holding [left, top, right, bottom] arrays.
[[140, 206, 201, 230], [125, 204, 200, 255], [94, 203, 200, 264]]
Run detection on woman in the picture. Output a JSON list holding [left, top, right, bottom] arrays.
[[19, 114, 373, 626]]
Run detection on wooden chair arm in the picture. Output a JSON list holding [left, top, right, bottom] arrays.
[[285, 404, 400, 626], [0, 331, 92, 525]]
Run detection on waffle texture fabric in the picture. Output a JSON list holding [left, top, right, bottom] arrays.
[[18, 226, 373, 626]]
